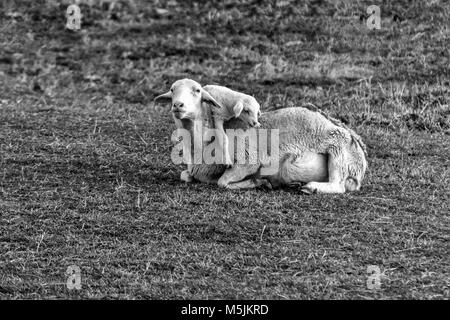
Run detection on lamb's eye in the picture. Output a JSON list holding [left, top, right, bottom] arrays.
[[194, 88, 201, 93]]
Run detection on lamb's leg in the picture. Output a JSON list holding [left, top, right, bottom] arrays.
[[215, 119, 233, 167], [217, 164, 261, 189], [301, 151, 347, 194]]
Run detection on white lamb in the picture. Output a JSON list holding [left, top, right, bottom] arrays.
[[202, 85, 261, 167]]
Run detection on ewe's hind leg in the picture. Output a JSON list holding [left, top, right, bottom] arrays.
[[301, 149, 347, 194], [278, 153, 328, 186], [217, 164, 260, 189]]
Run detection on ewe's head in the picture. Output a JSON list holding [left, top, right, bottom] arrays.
[[233, 97, 261, 127], [154, 79, 223, 120]]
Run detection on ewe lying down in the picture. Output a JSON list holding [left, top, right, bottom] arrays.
[[154, 78, 368, 194]]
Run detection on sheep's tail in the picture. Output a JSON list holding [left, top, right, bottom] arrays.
[[301, 103, 367, 157]]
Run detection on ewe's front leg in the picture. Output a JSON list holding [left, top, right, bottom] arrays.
[[172, 127, 194, 183], [180, 169, 194, 183], [223, 177, 272, 190], [217, 164, 261, 189], [180, 162, 195, 183]]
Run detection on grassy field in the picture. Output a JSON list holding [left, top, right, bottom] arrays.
[[0, 0, 449, 299]]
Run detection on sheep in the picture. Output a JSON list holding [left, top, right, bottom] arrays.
[[202, 84, 261, 167], [217, 106, 368, 193], [154, 78, 368, 193]]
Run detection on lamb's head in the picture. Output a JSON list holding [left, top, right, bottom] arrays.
[[233, 97, 261, 127], [153, 78, 223, 120]]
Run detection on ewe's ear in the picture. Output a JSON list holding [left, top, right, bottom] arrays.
[[153, 91, 172, 104], [233, 101, 244, 117], [201, 89, 223, 109]]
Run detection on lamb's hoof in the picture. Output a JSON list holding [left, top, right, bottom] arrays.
[[256, 178, 273, 190], [301, 182, 318, 194], [180, 170, 193, 183], [217, 178, 229, 188], [224, 158, 233, 168]]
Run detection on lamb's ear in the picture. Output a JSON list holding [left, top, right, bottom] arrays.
[[201, 89, 223, 109], [153, 91, 172, 104], [233, 101, 244, 117]]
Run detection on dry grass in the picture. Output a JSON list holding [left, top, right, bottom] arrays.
[[0, 0, 449, 299]]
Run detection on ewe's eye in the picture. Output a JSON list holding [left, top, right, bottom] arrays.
[[194, 88, 201, 93]]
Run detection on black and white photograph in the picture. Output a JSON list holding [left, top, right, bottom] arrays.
[[0, 0, 448, 304]]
